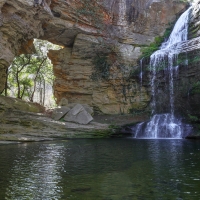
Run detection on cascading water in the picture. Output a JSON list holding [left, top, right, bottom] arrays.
[[140, 58, 143, 87], [135, 7, 193, 139]]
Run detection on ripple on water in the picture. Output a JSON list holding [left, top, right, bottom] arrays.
[[0, 139, 200, 199]]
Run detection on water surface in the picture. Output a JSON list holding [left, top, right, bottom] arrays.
[[0, 139, 200, 200]]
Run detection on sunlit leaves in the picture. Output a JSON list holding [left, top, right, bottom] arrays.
[[7, 39, 61, 106]]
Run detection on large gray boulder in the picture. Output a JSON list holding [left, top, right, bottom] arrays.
[[82, 104, 94, 115], [63, 104, 93, 125], [52, 106, 70, 121]]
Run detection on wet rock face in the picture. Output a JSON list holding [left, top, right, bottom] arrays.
[[189, 0, 200, 39], [0, 0, 187, 113], [125, 0, 184, 33]]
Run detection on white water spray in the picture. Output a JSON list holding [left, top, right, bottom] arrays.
[[135, 7, 192, 138], [150, 7, 191, 114]]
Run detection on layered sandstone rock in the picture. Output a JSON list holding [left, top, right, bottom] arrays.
[[0, 0, 188, 114], [47, 0, 187, 114], [48, 33, 150, 114], [189, 0, 200, 39], [0, 0, 53, 92]]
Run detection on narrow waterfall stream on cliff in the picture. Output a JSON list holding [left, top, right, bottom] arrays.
[[134, 7, 193, 138]]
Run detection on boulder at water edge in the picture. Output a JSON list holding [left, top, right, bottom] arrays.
[[52, 106, 70, 121], [82, 104, 94, 115], [63, 104, 93, 125]]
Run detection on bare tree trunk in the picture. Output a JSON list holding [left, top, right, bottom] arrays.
[[30, 58, 46, 102], [42, 80, 46, 106], [14, 55, 31, 99], [20, 85, 26, 99], [16, 71, 21, 99], [39, 88, 42, 105], [4, 68, 8, 96]]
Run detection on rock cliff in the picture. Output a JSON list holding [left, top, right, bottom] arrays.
[[135, 0, 200, 132], [0, 0, 187, 114]]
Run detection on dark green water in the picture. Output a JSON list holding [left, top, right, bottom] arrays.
[[0, 139, 200, 200]]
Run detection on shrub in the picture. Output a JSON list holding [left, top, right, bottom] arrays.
[[90, 54, 111, 81]]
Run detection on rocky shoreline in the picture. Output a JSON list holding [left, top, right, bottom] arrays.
[[0, 96, 149, 142], [1, 95, 199, 143]]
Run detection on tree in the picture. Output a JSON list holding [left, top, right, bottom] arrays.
[[6, 39, 61, 106]]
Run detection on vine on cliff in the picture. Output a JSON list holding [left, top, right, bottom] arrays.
[[74, 0, 148, 112], [74, 0, 115, 80], [91, 53, 111, 81]]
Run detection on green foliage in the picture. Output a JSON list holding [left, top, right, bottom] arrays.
[[140, 37, 163, 58], [108, 123, 120, 129], [163, 25, 174, 39], [90, 54, 111, 81], [129, 67, 141, 78], [191, 56, 200, 64], [188, 114, 199, 122], [7, 39, 61, 106], [177, 54, 187, 66], [177, 51, 200, 67], [140, 22, 174, 59], [188, 55, 200, 65], [190, 81, 200, 95], [8, 54, 40, 99], [177, 0, 186, 3]]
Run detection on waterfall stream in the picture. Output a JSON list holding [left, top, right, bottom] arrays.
[[135, 7, 193, 138]]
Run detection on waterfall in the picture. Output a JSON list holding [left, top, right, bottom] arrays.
[[140, 58, 143, 87], [150, 7, 191, 115], [135, 7, 192, 138], [139, 58, 144, 101]]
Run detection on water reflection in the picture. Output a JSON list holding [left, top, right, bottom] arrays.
[[0, 139, 200, 199], [5, 143, 65, 199]]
